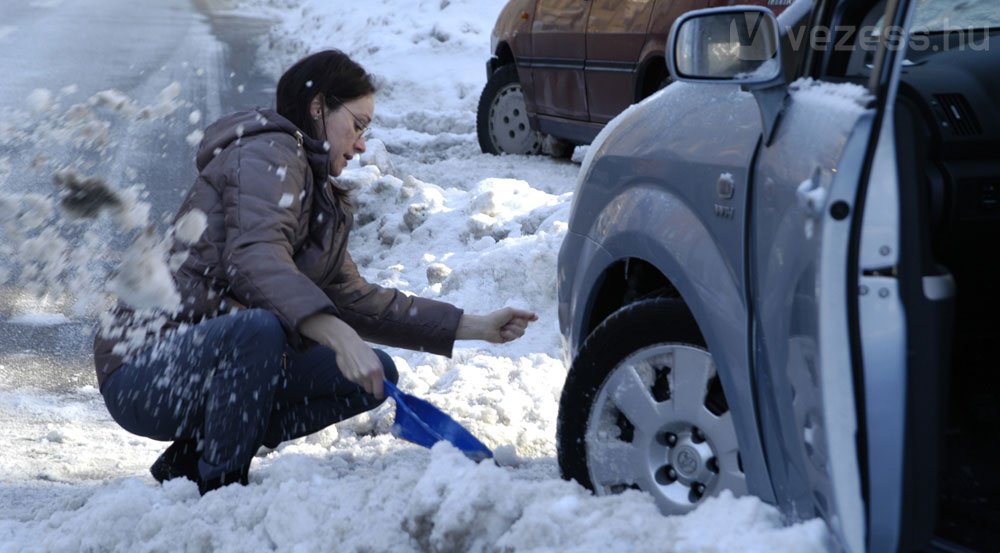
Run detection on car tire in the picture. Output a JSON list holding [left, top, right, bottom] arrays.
[[557, 298, 747, 515], [476, 64, 542, 155]]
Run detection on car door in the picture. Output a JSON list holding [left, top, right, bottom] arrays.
[[747, 0, 918, 551], [529, 0, 591, 120], [584, 0, 655, 123]]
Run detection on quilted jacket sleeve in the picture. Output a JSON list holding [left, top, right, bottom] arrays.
[[323, 250, 463, 357]]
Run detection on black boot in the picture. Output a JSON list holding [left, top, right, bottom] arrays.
[[149, 440, 200, 484], [197, 463, 250, 495]]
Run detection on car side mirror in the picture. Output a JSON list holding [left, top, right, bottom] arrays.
[[668, 7, 782, 86]]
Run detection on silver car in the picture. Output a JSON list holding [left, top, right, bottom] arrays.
[[556, 0, 999, 551]]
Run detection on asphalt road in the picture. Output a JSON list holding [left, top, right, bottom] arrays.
[[0, 0, 275, 392]]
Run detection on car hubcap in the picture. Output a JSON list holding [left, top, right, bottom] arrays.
[[488, 83, 540, 154], [585, 344, 746, 514]]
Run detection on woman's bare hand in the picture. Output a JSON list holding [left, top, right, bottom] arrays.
[[456, 307, 538, 344], [300, 313, 385, 399]]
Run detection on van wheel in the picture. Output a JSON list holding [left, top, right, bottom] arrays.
[[557, 298, 746, 515], [477, 64, 542, 155]]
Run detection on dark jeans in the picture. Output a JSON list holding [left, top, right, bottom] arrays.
[[101, 309, 398, 482]]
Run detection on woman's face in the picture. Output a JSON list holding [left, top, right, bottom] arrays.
[[313, 94, 374, 177]]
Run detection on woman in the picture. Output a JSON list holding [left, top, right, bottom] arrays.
[[94, 50, 537, 494]]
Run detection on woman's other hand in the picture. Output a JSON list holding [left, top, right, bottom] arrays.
[[300, 313, 386, 399], [456, 308, 538, 344]]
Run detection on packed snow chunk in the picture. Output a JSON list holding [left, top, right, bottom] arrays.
[[108, 229, 180, 310], [188, 110, 202, 125], [139, 81, 183, 120], [404, 202, 435, 232], [184, 129, 203, 147], [426, 262, 451, 285], [465, 179, 562, 241], [26, 88, 54, 114], [53, 170, 123, 220], [403, 444, 527, 553], [492, 444, 521, 467], [789, 78, 873, 115], [90, 89, 136, 115], [279, 193, 294, 208], [335, 164, 382, 192], [110, 186, 152, 231], [359, 137, 396, 176], [172, 209, 207, 245], [470, 179, 557, 218]]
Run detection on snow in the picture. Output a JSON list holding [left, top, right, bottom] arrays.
[[911, 0, 1000, 31], [185, 128, 204, 147], [6, 312, 70, 326], [26, 89, 53, 115], [0, 0, 832, 551], [172, 209, 207, 245], [789, 78, 873, 114]]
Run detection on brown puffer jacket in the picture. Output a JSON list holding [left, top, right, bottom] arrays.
[[93, 108, 463, 389]]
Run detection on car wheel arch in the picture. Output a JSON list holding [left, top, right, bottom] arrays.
[[583, 257, 680, 343], [494, 41, 515, 69], [565, 199, 775, 502], [634, 55, 670, 103]]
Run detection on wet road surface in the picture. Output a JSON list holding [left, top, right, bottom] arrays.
[[0, 0, 276, 393]]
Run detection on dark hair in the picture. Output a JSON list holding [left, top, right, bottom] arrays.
[[276, 49, 376, 205], [276, 49, 376, 142]]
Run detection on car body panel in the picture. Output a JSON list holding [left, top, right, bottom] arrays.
[[585, 0, 656, 122], [526, 0, 591, 120], [559, 81, 776, 504], [854, 0, 921, 548], [750, 97, 876, 553], [491, 0, 535, 62]]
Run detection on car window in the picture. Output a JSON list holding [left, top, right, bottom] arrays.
[[885, 0, 1000, 32]]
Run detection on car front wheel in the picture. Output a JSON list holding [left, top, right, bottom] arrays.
[[476, 64, 541, 155], [557, 298, 747, 515]]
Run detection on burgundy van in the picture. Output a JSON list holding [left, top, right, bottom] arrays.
[[476, 0, 790, 156]]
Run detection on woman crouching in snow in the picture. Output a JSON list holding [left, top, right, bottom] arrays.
[[94, 50, 537, 494]]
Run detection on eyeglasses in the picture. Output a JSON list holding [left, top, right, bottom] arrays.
[[330, 96, 371, 140]]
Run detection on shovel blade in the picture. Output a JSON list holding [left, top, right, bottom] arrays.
[[384, 380, 493, 462]]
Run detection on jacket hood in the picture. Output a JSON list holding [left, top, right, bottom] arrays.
[[196, 108, 328, 172]]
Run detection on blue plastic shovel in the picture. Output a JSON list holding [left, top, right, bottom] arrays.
[[383, 380, 494, 462]]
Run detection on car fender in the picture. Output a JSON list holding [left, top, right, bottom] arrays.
[[491, 0, 535, 66]]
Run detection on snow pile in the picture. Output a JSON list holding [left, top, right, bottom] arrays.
[[243, 0, 499, 118], [405, 446, 828, 553], [0, 440, 829, 553], [236, 0, 581, 192]]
